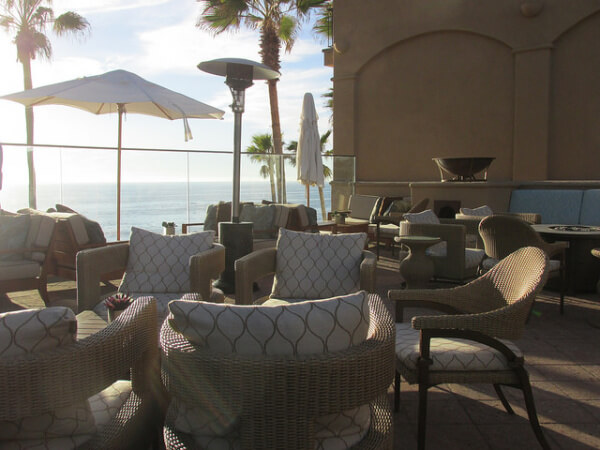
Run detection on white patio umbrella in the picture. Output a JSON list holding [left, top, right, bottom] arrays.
[[296, 92, 326, 220], [1, 69, 224, 239]]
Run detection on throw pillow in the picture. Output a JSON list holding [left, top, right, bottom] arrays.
[[167, 291, 371, 448], [120, 227, 214, 293], [0, 307, 96, 439], [0, 214, 31, 261], [384, 199, 412, 215], [459, 205, 493, 217], [399, 209, 446, 255], [270, 228, 367, 300], [240, 204, 277, 239], [55, 204, 106, 244]]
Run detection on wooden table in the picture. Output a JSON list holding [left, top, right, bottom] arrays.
[[394, 235, 441, 289], [317, 221, 369, 235], [76, 310, 108, 340]]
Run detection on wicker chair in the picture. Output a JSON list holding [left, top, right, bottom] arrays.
[[389, 246, 551, 450], [479, 214, 567, 313], [0, 297, 163, 449], [76, 228, 225, 326], [160, 293, 395, 449], [234, 228, 376, 305]]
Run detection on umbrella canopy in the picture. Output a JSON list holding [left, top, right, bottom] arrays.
[[1, 69, 224, 239], [296, 93, 326, 219]]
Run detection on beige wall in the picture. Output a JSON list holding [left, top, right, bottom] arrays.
[[332, 0, 600, 193]]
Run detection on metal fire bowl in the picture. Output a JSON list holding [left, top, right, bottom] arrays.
[[432, 157, 495, 181]]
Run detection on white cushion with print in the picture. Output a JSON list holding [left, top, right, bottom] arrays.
[[0, 308, 96, 441], [167, 291, 371, 449], [399, 209, 447, 255], [270, 228, 367, 300], [458, 205, 493, 217], [120, 227, 214, 293], [396, 323, 523, 373]]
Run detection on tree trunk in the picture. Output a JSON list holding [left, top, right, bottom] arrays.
[[267, 79, 286, 203], [268, 160, 276, 202], [21, 57, 37, 209]]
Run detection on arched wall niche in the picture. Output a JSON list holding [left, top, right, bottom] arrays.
[[353, 30, 514, 182]]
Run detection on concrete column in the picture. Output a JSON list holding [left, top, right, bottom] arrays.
[[512, 45, 553, 180]]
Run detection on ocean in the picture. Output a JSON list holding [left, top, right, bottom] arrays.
[[1, 181, 332, 241]]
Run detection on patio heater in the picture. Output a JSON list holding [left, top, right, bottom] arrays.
[[198, 58, 280, 294]]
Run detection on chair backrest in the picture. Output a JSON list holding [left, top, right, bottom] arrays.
[[270, 228, 368, 300], [475, 246, 548, 333], [479, 214, 546, 260], [348, 194, 380, 221]]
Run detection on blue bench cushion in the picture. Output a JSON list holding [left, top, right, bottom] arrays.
[[579, 189, 600, 226], [509, 189, 583, 224]]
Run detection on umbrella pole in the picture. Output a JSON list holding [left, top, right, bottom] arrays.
[[306, 184, 310, 207], [318, 186, 327, 222], [117, 104, 124, 241]]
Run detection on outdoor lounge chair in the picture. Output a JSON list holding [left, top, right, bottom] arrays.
[[479, 214, 567, 313], [390, 246, 550, 450], [234, 228, 376, 305], [0, 212, 56, 304], [0, 296, 163, 449], [76, 227, 225, 326], [160, 291, 395, 449]]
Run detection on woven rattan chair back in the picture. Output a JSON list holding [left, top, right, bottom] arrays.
[[479, 214, 547, 259]]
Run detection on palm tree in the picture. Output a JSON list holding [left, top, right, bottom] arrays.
[[247, 133, 277, 202], [1, 0, 90, 208], [197, 0, 326, 203]]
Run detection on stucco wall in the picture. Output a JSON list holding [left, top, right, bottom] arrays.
[[332, 0, 600, 188]]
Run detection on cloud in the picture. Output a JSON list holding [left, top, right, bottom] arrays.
[[53, 0, 172, 15]]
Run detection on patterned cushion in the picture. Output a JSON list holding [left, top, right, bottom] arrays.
[[270, 228, 367, 300], [5, 381, 132, 449], [395, 323, 523, 373], [0, 308, 96, 441], [425, 247, 485, 270], [0, 215, 30, 261], [167, 291, 371, 448], [459, 205, 493, 217], [120, 227, 214, 293]]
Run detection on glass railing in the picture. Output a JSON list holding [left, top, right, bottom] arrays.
[[0, 143, 356, 241]]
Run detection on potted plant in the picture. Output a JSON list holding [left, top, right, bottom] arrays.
[[162, 221, 177, 235], [104, 292, 133, 322]]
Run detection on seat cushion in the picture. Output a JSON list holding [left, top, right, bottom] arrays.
[[400, 209, 447, 254], [426, 247, 485, 270], [395, 323, 522, 374], [119, 227, 214, 293], [271, 228, 367, 299], [0, 307, 96, 440], [0, 214, 31, 261], [459, 205, 493, 217], [3, 380, 133, 449], [579, 189, 600, 226], [0, 259, 40, 281], [167, 291, 371, 448]]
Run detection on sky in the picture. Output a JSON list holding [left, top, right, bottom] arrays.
[[0, 0, 333, 185]]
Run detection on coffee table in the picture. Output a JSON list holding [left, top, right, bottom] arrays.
[[394, 235, 441, 289], [533, 224, 600, 293], [317, 221, 369, 235]]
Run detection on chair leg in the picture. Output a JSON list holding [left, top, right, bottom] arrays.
[[38, 277, 50, 306], [515, 368, 551, 450], [493, 384, 515, 415], [394, 371, 401, 412], [417, 382, 428, 450], [559, 268, 566, 315]]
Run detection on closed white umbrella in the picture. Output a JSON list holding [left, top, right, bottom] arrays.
[[296, 92, 326, 220], [1, 69, 224, 239]]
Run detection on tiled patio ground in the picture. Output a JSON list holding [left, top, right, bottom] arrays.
[[2, 245, 599, 449]]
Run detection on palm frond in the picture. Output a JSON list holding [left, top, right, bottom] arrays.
[[53, 11, 90, 37]]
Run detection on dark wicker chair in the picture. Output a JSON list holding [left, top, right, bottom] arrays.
[[479, 214, 567, 313], [160, 294, 395, 449], [0, 297, 163, 449], [389, 247, 551, 450]]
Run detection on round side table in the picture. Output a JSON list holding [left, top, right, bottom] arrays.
[[395, 235, 441, 289]]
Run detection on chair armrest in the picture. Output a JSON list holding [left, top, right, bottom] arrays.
[[373, 215, 402, 226], [234, 248, 277, 305], [189, 243, 225, 301], [360, 250, 377, 292], [76, 243, 129, 313], [181, 222, 204, 234]]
